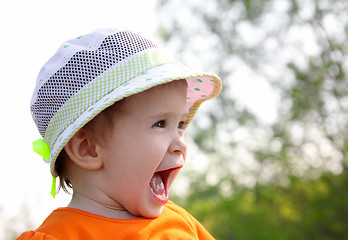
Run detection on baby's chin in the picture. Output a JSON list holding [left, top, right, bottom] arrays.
[[130, 204, 165, 219]]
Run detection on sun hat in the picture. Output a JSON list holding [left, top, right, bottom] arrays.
[[30, 29, 222, 196]]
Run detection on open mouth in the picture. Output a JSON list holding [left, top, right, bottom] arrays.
[[149, 167, 182, 204]]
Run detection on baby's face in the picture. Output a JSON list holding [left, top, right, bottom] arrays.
[[98, 82, 188, 218]]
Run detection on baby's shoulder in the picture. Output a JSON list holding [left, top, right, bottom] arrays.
[[165, 201, 195, 219], [18, 208, 96, 240], [163, 201, 199, 227], [17, 230, 57, 240]]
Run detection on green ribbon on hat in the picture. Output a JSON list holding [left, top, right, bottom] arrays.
[[32, 139, 57, 198], [32, 139, 50, 162], [51, 177, 56, 198]]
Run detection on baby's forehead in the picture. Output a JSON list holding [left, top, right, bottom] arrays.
[[97, 80, 187, 115], [140, 79, 188, 92]]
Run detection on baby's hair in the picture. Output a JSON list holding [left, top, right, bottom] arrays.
[[55, 79, 187, 193]]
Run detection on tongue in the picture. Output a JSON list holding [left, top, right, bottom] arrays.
[[150, 173, 166, 197]]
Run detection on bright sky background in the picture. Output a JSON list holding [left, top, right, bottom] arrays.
[[0, 0, 158, 235]]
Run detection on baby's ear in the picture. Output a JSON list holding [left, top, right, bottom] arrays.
[[64, 128, 102, 170]]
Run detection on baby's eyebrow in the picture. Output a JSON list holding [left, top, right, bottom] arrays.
[[146, 112, 188, 120]]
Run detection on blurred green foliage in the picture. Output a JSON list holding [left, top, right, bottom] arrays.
[[158, 0, 348, 239], [172, 172, 348, 239]]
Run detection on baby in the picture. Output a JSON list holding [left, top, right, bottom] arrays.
[[18, 29, 222, 239]]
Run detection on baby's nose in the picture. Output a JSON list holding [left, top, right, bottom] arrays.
[[169, 135, 187, 159]]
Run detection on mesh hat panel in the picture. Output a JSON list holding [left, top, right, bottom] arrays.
[[31, 31, 157, 137]]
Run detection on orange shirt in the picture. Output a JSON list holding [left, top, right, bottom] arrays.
[[17, 201, 214, 240]]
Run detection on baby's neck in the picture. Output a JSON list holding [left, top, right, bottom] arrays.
[[68, 192, 138, 219]]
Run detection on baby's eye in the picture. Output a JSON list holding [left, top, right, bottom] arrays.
[[153, 120, 166, 128], [178, 121, 187, 130]]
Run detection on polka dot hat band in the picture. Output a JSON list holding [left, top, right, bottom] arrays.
[[30, 29, 222, 197]]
